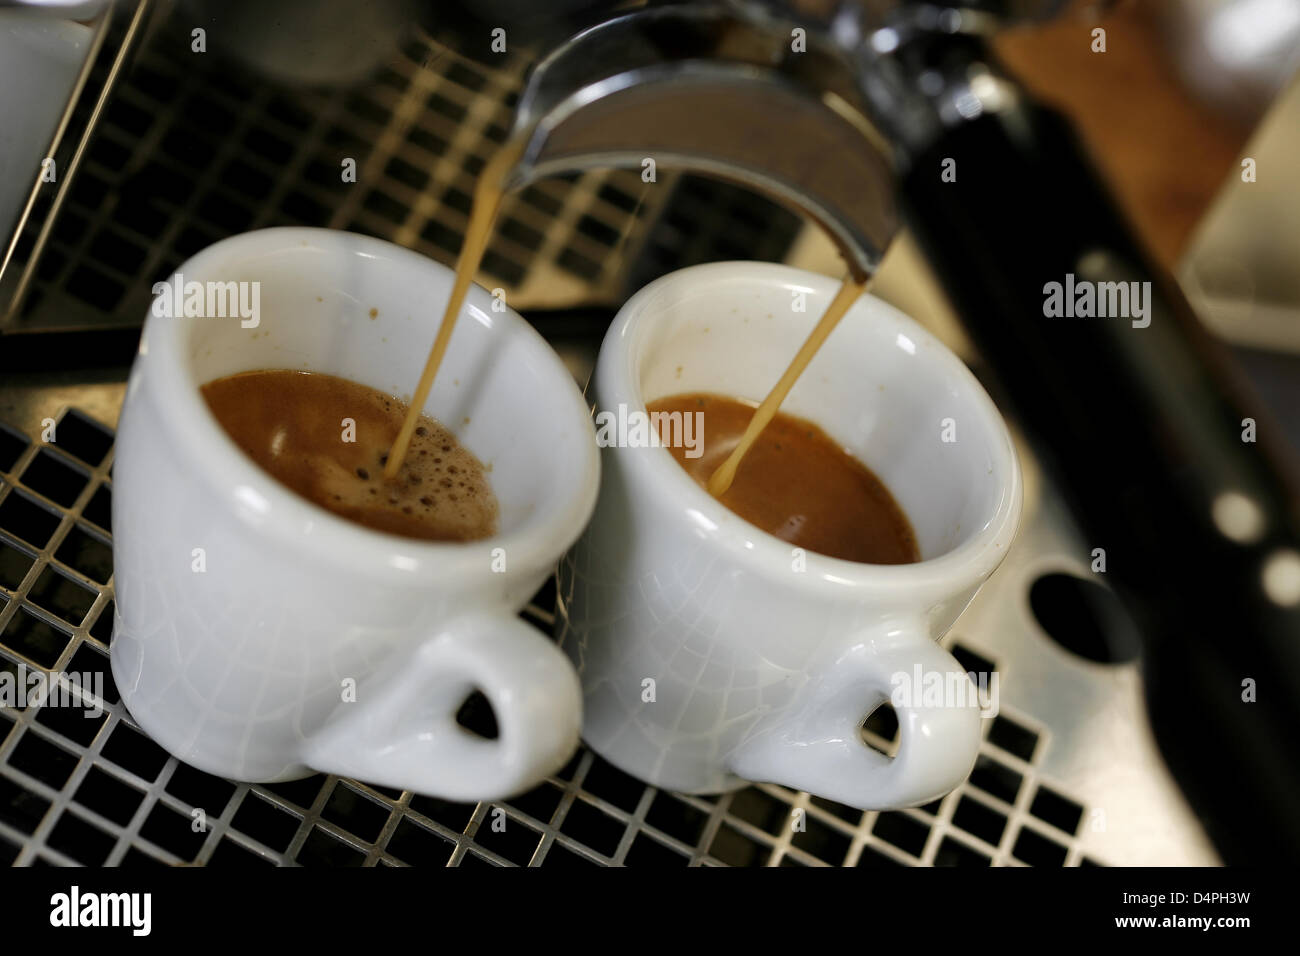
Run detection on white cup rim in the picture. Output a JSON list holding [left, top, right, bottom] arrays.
[[141, 227, 600, 583], [598, 260, 1023, 601]]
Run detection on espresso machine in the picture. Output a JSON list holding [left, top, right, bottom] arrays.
[[1, 0, 1297, 867]]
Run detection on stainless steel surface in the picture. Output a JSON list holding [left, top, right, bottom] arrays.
[[8, 7, 686, 336], [510, 4, 899, 279], [0, 340, 1217, 865], [0, 0, 120, 323]]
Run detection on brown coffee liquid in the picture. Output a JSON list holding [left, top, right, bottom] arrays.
[[384, 137, 525, 480], [649, 392, 919, 564], [201, 369, 498, 542], [707, 273, 869, 497]]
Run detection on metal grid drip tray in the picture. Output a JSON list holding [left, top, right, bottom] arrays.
[[0, 393, 1215, 866]]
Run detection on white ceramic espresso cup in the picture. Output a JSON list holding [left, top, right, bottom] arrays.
[[558, 261, 1022, 809], [110, 227, 599, 801]]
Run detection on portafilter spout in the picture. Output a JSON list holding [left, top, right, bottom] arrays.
[[503, 3, 899, 281]]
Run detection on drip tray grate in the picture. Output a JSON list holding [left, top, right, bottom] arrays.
[[0, 406, 1105, 866]]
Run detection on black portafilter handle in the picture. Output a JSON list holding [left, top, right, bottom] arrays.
[[896, 70, 1300, 863]]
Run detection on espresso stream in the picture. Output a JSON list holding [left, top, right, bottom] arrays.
[[348, 136, 897, 558], [381, 135, 872, 502]]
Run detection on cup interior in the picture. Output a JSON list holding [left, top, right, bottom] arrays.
[[152, 228, 594, 544], [631, 264, 1012, 561]]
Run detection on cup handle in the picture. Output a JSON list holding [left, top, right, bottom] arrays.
[[300, 611, 582, 802], [727, 620, 983, 810]]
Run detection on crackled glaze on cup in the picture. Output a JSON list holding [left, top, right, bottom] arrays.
[[557, 261, 1021, 809], [111, 228, 599, 801]]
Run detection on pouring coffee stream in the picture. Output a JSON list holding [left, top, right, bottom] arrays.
[[383, 138, 526, 480], [383, 130, 872, 488], [386, 6, 892, 483]]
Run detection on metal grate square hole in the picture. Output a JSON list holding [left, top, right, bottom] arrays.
[[406, 126, 448, 157], [242, 127, 293, 165], [139, 803, 206, 860], [409, 793, 474, 833], [100, 724, 170, 782], [968, 753, 1023, 804], [472, 813, 541, 865], [645, 793, 709, 845], [65, 643, 118, 705], [541, 843, 600, 867], [1, 608, 72, 669], [508, 781, 563, 825], [115, 197, 169, 238], [54, 524, 113, 585], [82, 485, 112, 533], [387, 817, 453, 865], [27, 565, 97, 626], [47, 809, 116, 865], [10, 729, 80, 789], [105, 93, 154, 132], [917, 796, 946, 816], [729, 787, 790, 834], [197, 193, 255, 234], [260, 774, 328, 811], [988, 714, 1040, 763], [164, 761, 238, 814], [0, 774, 52, 834], [222, 158, 274, 199], [856, 843, 904, 867], [872, 811, 930, 858], [88, 230, 147, 276], [73, 766, 144, 826], [558, 798, 624, 858], [120, 847, 165, 867], [34, 698, 107, 747], [480, 249, 526, 286], [0, 491, 63, 549], [231, 793, 302, 852], [89, 600, 114, 644], [137, 159, 189, 203], [708, 823, 769, 867], [952, 795, 1008, 847], [1029, 785, 1084, 836], [810, 794, 864, 825], [555, 246, 601, 281], [385, 156, 429, 191], [320, 782, 392, 843], [791, 812, 851, 862], [935, 836, 992, 867], [296, 826, 365, 866], [626, 833, 689, 866], [579, 756, 643, 813], [951, 641, 996, 679], [1012, 825, 1069, 866], [0, 538, 35, 591]]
